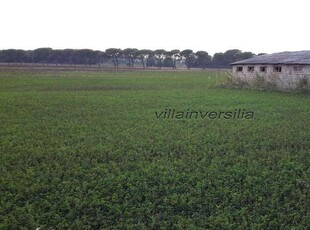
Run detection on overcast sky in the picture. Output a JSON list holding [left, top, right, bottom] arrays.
[[1, 0, 310, 55]]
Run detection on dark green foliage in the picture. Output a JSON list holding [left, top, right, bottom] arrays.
[[195, 51, 211, 69], [0, 48, 255, 69], [0, 70, 309, 229], [212, 50, 255, 68], [154, 49, 166, 69], [33, 48, 54, 64], [296, 76, 309, 91], [122, 48, 139, 68], [180, 49, 195, 69], [105, 48, 122, 68]]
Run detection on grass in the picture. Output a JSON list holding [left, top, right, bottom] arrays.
[[0, 70, 309, 229]]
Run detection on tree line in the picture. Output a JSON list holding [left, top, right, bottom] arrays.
[[0, 48, 258, 69]]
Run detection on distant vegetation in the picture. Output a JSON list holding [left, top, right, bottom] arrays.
[[0, 48, 255, 69]]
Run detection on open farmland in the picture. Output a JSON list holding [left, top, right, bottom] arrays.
[[0, 69, 309, 229]]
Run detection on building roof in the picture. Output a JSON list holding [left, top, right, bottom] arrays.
[[231, 50, 310, 65]]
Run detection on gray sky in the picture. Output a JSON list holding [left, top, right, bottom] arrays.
[[1, 0, 310, 55]]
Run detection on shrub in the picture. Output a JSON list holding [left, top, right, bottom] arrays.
[[296, 75, 309, 91]]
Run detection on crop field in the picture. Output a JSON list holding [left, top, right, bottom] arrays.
[[0, 69, 309, 229]]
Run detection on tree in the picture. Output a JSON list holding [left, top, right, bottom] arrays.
[[62, 49, 74, 65], [94, 50, 105, 66], [165, 49, 180, 69], [0, 49, 27, 64], [180, 49, 196, 69], [105, 48, 122, 68], [79, 49, 97, 66], [49, 49, 64, 65], [195, 51, 211, 69], [237, 52, 255, 61], [223, 49, 242, 64], [25, 50, 34, 63], [0, 48, 258, 69], [33, 48, 53, 65], [122, 48, 138, 68], [0, 50, 13, 63], [14, 50, 27, 64], [136, 49, 154, 68], [211, 52, 224, 68], [211, 49, 251, 68], [154, 49, 166, 69]]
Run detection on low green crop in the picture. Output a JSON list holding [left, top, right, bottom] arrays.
[[0, 70, 309, 229]]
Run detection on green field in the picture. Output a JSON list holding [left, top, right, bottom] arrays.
[[0, 70, 309, 229]]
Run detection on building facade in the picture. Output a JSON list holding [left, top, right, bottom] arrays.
[[230, 51, 310, 89]]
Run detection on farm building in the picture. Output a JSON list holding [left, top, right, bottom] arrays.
[[230, 51, 310, 89]]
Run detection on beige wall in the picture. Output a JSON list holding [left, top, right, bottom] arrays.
[[232, 64, 310, 89]]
